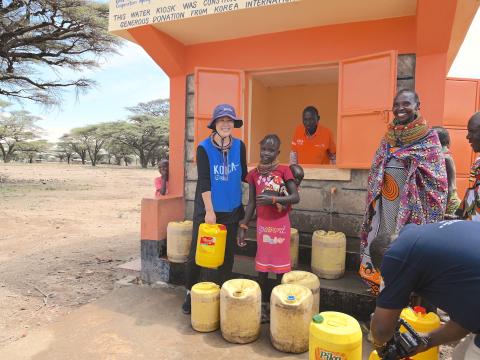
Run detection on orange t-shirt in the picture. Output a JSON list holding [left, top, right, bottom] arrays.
[[291, 124, 336, 165]]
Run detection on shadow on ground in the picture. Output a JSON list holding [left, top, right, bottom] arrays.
[[0, 285, 372, 359]]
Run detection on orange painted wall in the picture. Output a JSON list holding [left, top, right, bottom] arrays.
[[415, 53, 448, 126], [250, 82, 338, 163], [443, 77, 480, 196], [249, 78, 270, 162], [184, 16, 416, 72]]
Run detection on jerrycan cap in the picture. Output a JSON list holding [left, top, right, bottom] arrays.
[[312, 314, 324, 324], [218, 224, 227, 230], [413, 306, 426, 315], [286, 295, 296, 302]]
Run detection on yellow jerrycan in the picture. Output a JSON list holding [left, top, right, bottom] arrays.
[[400, 306, 440, 360], [281, 270, 320, 316], [369, 350, 381, 359], [311, 230, 346, 279], [309, 311, 362, 360], [290, 228, 299, 269], [191, 282, 220, 332], [220, 279, 261, 344], [195, 223, 227, 268], [167, 220, 193, 263], [270, 284, 313, 353]]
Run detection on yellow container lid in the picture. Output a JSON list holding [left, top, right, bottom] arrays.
[[310, 311, 362, 346], [192, 282, 220, 294], [291, 228, 298, 235], [400, 307, 440, 333]]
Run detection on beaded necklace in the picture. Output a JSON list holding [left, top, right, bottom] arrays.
[[385, 115, 429, 147], [257, 160, 279, 176]]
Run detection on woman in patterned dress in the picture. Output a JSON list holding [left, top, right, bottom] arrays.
[[359, 89, 448, 294]]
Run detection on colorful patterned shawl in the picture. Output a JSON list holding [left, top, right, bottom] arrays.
[[457, 157, 480, 221], [360, 129, 448, 243]]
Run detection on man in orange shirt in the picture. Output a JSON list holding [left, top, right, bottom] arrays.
[[290, 106, 336, 165]]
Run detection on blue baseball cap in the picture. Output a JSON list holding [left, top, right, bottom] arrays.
[[207, 104, 243, 129]]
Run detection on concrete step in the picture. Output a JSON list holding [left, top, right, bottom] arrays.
[[141, 240, 375, 321], [117, 258, 141, 277], [232, 255, 375, 321]]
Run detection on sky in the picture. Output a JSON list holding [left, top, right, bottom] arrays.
[[5, 7, 480, 142], [18, 41, 170, 142]]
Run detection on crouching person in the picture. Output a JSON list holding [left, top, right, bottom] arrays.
[[370, 221, 480, 359]]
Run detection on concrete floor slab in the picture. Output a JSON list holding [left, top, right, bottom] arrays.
[[0, 285, 372, 359]]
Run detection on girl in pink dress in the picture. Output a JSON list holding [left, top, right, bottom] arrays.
[[154, 159, 169, 196], [238, 134, 299, 318]]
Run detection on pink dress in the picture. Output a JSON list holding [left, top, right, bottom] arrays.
[[246, 165, 294, 273], [154, 176, 168, 196]]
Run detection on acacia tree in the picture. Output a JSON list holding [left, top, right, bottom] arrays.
[[59, 133, 87, 164], [0, 0, 119, 105], [126, 99, 170, 118], [0, 108, 43, 162], [112, 115, 169, 168], [70, 124, 111, 166], [17, 139, 50, 163], [55, 140, 75, 163], [104, 139, 133, 166]]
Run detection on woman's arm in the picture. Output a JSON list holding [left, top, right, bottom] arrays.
[[445, 156, 456, 196], [238, 183, 256, 246], [197, 146, 216, 224], [240, 141, 247, 181], [159, 177, 167, 196], [202, 191, 216, 224]]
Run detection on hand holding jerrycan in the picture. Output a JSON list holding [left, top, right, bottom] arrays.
[[195, 223, 227, 268]]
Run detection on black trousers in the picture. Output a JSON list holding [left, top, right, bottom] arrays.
[[185, 221, 238, 290]]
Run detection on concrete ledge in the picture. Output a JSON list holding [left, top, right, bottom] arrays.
[[140, 196, 185, 241]]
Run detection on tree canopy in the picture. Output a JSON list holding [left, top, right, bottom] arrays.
[[126, 99, 170, 118], [0, 0, 119, 105], [0, 103, 44, 162], [56, 99, 170, 167]]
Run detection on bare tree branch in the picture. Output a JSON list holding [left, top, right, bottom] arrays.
[[0, 0, 120, 105]]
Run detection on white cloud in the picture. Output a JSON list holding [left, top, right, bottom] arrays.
[[45, 126, 71, 142]]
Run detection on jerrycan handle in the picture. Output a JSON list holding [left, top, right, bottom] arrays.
[[201, 223, 227, 233]]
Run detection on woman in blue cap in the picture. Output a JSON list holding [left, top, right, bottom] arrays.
[[182, 104, 247, 314]]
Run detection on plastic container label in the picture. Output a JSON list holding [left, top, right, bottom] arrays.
[[314, 348, 346, 360], [200, 236, 216, 253]]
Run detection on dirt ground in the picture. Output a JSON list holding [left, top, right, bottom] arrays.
[[0, 163, 457, 359], [0, 163, 155, 347]]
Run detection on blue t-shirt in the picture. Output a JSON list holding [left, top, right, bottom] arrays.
[[199, 138, 242, 213], [377, 220, 480, 333]]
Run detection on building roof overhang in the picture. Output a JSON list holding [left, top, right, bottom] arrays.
[[109, 0, 417, 45]]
